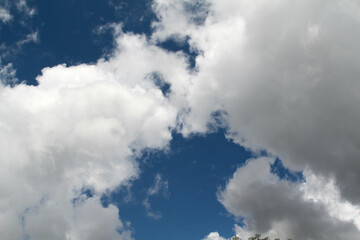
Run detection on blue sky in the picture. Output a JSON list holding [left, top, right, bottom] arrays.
[[102, 131, 250, 240], [1, 1, 360, 240]]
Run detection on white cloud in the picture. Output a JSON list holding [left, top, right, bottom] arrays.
[[300, 170, 360, 228], [0, 30, 189, 239], [24, 197, 132, 240], [202, 232, 227, 240]]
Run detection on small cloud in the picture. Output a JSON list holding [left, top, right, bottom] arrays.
[[0, 7, 12, 23], [0, 61, 18, 85], [94, 22, 123, 37], [202, 232, 227, 240], [16, 0, 37, 17], [16, 31, 40, 47], [143, 174, 169, 219]]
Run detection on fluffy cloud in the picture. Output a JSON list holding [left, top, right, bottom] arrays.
[[152, 0, 360, 236], [3, 0, 360, 238], [218, 158, 360, 240], [202, 232, 227, 240], [0, 31, 189, 239], [24, 197, 132, 240], [153, 0, 360, 204]]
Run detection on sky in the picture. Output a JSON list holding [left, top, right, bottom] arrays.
[[1, 0, 360, 240]]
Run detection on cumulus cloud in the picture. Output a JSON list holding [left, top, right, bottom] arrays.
[[3, 0, 360, 238], [0, 30, 189, 239], [202, 232, 227, 240], [137, 0, 360, 236], [24, 197, 132, 240], [218, 158, 360, 240], [153, 0, 360, 205]]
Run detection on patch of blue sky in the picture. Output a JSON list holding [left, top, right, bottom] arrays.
[[270, 158, 305, 183], [147, 71, 172, 97], [2, 0, 155, 86], [156, 37, 198, 70], [102, 130, 252, 240]]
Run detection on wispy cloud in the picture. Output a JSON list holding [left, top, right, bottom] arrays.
[[0, 61, 17, 85], [16, 0, 37, 18], [143, 174, 169, 219], [0, 7, 11, 23], [16, 31, 39, 47]]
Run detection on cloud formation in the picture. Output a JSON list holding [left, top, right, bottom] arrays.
[[2, 0, 360, 239], [152, 0, 360, 237], [0, 0, 35, 24], [0, 61, 17, 85], [154, 0, 360, 202], [218, 158, 360, 240], [202, 232, 227, 240], [0, 31, 188, 239], [0, 6, 11, 22]]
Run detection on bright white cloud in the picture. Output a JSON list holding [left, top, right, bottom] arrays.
[[300, 170, 360, 228], [0, 30, 189, 239], [202, 232, 227, 240]]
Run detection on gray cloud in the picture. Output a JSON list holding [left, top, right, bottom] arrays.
[[218, 158, 360, 240], [152, 0, 360, 236], [153, 0, 360, 205]]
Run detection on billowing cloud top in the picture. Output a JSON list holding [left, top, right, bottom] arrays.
[[0, 32, 188, 239]]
